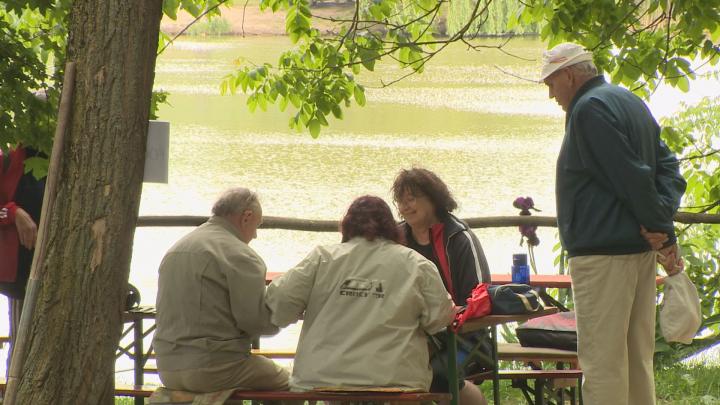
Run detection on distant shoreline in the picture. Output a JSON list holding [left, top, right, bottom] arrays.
[[161, 3, 355, 36], [160, 4, 539, 40]]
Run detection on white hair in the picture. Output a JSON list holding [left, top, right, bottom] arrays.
[[212, 187, 261, 217], [568, 60, 598, 77]]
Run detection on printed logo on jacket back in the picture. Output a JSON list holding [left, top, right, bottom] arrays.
[[339, 277, 385, 299]]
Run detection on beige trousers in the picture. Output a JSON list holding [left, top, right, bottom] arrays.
[[159, 354, 290, 393], [570, 252, 657, 405]]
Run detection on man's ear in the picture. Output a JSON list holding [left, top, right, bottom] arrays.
[[241, 209, 254, 223]]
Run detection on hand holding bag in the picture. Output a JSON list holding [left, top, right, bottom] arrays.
[[660, 272, 701, 344], [488, 284, 542, 315]]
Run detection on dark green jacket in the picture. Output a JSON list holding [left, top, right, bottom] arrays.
[[556, 76, 686, 257]]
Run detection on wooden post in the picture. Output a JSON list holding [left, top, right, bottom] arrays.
[[4, 62, 76, 405]]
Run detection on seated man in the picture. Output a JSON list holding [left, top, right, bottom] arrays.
[[153, 187, 288, 393]]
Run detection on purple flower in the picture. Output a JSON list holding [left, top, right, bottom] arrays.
[[514, 197, 541, 246]]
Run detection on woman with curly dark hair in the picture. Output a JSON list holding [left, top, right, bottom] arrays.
[[265, 195, 455, 391], [392, 167, 490, 405]]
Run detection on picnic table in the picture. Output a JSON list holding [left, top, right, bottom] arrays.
[[117, 273, 575, 404], [447, 307, 561, 405], [117, 273, 661, 404]]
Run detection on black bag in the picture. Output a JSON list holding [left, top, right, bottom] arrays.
[[125, 283, 141, 311], [488, 284, 542, 315], [429, 329, 495, 379], [516, 311, 577, 351]]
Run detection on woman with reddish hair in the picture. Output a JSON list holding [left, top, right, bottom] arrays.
[[266, 195, 455, 391]]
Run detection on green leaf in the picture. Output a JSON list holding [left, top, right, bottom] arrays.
[[162, 0, 180, 20], [380, 1, 392, 17], [661, 127, 681, 145], [289, 93, 302, 108], [331, 104, 343, 119], [247, 94, 258, 113], [220, 78, 229, 95], [369, 4, 383, 21], [317, 98, 331, 114], [315, 111, 329, 126], [308, 119, 321, 138], [257, 93, 268, 111], [353, 85, 366, 106], [677, 75, 690, 92], [358, 48, 377, 71], [23, 156, 48, 179], [180, 0, 201, 17]]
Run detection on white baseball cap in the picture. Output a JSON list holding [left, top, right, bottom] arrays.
[[539, 43, 594, 82]]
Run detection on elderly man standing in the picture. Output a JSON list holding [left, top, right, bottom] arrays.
[[540, 43, 686, 405], [153, 187, 289, 393]]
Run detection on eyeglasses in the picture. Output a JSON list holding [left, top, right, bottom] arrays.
[[394, 194, 427, 208]]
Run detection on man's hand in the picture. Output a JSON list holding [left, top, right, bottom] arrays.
[[15, 207, 38, 249], [640, 225, 668, 250], [657, 244, 684, 276]]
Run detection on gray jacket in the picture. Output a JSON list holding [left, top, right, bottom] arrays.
[[154, 216, 278, 371], [266, 237, 455, 391]]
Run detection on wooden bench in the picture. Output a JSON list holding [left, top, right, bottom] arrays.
[[495, 343, 582, 404], [498, 343, 578, 364], [113, 384, 451, 403], [470, 369, 583, 405]]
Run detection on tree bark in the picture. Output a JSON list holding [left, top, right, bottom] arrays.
[[14, 1, 162, 403]]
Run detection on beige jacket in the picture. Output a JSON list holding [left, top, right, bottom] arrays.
[[154, 216, 278, 371], [266, 237, 455, 391]]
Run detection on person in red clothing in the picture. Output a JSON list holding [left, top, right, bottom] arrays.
[[0, 144, 46, 364], [392, 167, 490, 405]]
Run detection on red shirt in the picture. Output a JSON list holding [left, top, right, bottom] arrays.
[[1, 147, 26, 282]]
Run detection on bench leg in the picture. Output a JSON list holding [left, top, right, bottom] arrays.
[[510, 379, 534, 404], [534, 378, 547, 405], [133, 317, 144, 405], [578, 376, 583, 405], [491, 326, 500, 404], [446, 331, 460, 405]]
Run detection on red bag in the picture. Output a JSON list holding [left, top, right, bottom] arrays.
[[452, 283, 492, 331]]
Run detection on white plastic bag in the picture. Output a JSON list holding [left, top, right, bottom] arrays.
[[659, 272, 701, 344]]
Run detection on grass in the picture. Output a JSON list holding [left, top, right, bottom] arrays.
[[655, 362, 720, 404], [474, 361, 720, 404], [114, 363, 720, 404]]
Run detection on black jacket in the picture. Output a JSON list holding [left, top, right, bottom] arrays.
[[403, 214, 491, 305], [557, 76, 686, 257]]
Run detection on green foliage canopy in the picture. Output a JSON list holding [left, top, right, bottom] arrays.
[[0, 1, 68, 176], [658, 97, 720, 351], [220, 0, 720, 136], [0, 0, 221, 174]]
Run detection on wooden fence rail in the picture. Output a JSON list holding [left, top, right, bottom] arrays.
[[137, 212, 720, 232]]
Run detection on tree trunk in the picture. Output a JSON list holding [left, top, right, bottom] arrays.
[[14, 1, 162, 403]]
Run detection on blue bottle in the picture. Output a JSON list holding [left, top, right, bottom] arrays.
[[512, 253, 530, 284]]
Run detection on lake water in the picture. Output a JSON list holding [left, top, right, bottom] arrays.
[[136, 35, 565, 291], [3, 35, 718, 383]]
